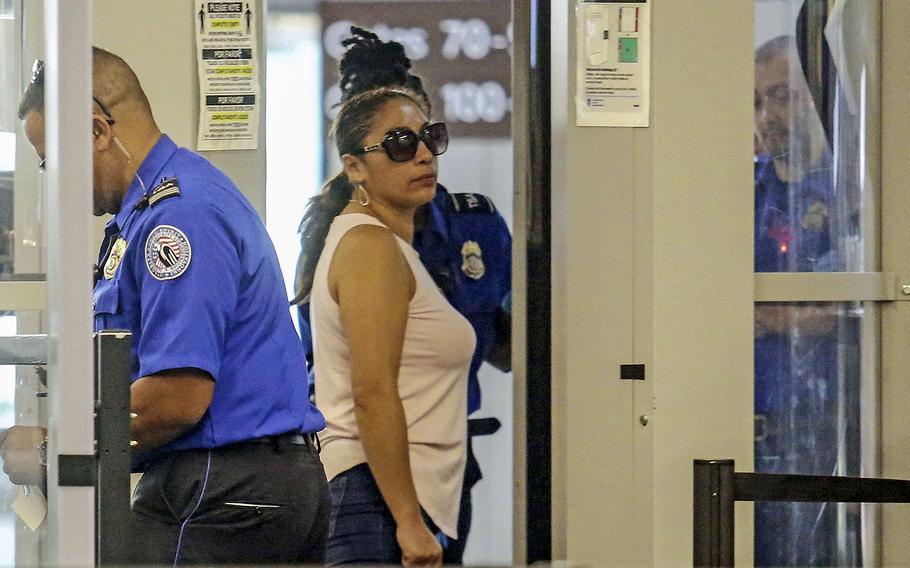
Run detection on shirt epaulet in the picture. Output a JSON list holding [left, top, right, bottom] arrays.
[[148, 177, 181, 207], [449, 192, 497, 214]]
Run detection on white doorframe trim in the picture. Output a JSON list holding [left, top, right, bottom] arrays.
[[43, 0, 95, 564]]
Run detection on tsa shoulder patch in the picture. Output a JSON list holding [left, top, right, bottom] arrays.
[[148, 177, 181, 207], [450, 193, 496, 214], [144, 225, 192, 280]]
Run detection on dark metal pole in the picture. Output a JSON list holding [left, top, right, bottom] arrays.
[[94, 331, 132, 566], [694, 460, 735, 567], [525, 0, 553, 563]]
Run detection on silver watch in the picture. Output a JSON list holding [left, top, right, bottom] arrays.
[[36, 436, 48, 467]]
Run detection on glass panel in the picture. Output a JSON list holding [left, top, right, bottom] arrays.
[[1, 0, 45, 281], [754, 301, 864, 565], [754, 1, 879, 566], [754, 0, 876, 275], [0, 312, 46, 567], [1, 2, 47, 564]]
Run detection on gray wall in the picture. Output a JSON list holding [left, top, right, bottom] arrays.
[[549, 1, 755, 564], [94, 0, 267, 218]]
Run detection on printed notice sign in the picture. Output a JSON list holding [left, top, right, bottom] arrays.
[[195, 2, 260, 150], [575, 0, 650, 127]]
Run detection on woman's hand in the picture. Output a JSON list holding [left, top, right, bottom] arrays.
[[396, 519, 443, 567]]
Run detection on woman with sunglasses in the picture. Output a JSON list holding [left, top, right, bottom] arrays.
[[295, 60, 475, 566], [297, 27, 514, 565]]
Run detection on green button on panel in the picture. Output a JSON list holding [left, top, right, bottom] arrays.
[[619, 37, 638, 63]]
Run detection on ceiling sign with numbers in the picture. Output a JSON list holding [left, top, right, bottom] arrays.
[[319, 0, 511, 138]]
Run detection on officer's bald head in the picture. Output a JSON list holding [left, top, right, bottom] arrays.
[[18, 46, 154, 122], [91, 47, 154, 121]]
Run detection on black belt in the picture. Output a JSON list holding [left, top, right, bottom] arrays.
[[247, 431, 318, 451]]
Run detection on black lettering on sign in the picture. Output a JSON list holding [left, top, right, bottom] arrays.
[[206, 95, 256, 106]]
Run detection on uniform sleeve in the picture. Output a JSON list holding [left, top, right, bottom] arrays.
[[131, 199, 240, 379]]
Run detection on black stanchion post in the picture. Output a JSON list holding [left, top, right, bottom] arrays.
[[95, 330, 132, 565], [694, 459, 735, 567]]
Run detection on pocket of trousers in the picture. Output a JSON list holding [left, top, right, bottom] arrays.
[[223, 501, 287, 511]]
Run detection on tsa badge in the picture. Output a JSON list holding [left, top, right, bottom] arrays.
[[460, 240, 485, 280], [103, 237, 127, 280], [144, 225, 192, 280], [801, 201, 829, 232]]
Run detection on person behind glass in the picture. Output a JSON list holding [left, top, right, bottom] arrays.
[[753, 35, 860, 567], [296, 27, 512, 564], [296, 77, 475, 564], [3, 47, 330, 565]]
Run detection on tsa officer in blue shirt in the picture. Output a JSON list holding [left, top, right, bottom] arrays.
[[752, 36, 860, 567], [13, 48, 330, 565], [411, 183, 512, 563], [294, 27, 512, 564]]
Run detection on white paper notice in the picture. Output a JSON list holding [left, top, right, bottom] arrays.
[[11, 485, 47, 531], [195, 2, 260, 150], [575, 0, 650, 127]]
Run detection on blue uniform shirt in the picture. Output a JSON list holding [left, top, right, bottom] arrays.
[[299, 184, 512, 414], [94, 135, 325, 465], [753, 153, 837, 462]]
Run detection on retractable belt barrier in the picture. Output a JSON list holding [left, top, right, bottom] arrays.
[[693, 459, 910, 567]]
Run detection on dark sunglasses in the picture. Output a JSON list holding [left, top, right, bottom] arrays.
[[353, 122, 448, 163], [31, 59, 116, 125]]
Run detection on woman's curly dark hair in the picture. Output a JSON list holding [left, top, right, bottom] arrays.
[[293, 27, 433, 304], [338, 26, 431, 114]]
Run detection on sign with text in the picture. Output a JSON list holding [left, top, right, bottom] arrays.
[[319, 0, 511, 139], [195, 1, 260, 150]]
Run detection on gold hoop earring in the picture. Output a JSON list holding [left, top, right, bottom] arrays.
[[351, 182, 370, 206]]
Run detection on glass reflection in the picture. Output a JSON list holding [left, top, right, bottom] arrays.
[[0, 314, 45, 567], [753, 0, 876, 565]]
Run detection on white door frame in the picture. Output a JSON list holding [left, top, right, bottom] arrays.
[[43, 0, 95, 564]]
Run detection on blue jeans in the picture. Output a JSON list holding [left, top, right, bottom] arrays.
[[326, 462, 445, 566]]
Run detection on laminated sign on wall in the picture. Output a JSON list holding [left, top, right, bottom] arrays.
[[195, 2, 260, 150], [575, 0, 650, 127]]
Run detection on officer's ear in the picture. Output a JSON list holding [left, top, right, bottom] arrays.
[[91, 114, 113, 151], [341, 153, 367, 185]]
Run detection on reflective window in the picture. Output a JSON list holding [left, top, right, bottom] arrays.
[[1, 2, 46, 564], [1, 313, 46, 567], [1, 3, 44, 280], [754, 1, 879, 566]]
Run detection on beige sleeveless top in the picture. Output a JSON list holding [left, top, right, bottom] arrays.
[[311, 213, 475, 538]]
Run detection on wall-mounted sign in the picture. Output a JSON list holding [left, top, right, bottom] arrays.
[[320, 0, 511, 139], [575, 0, 650, 127], [195, 2, 261, 150]]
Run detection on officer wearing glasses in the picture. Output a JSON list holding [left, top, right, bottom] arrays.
[[6, 47, 330, 564], [294, 27, 512, 565], [753, 36, 861, 567]]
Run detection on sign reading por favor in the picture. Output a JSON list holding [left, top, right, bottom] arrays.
[[319, 0, 512, 139], [195, 2, 260, 150]]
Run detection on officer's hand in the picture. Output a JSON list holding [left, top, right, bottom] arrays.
[[396, 518, 443, 567], [0, 426, 47, 486], [754, 304, 790, 337]]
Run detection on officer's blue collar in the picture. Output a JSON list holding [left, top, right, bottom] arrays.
[[108, 135, 178, 231], [416, 185, 450, 242]]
